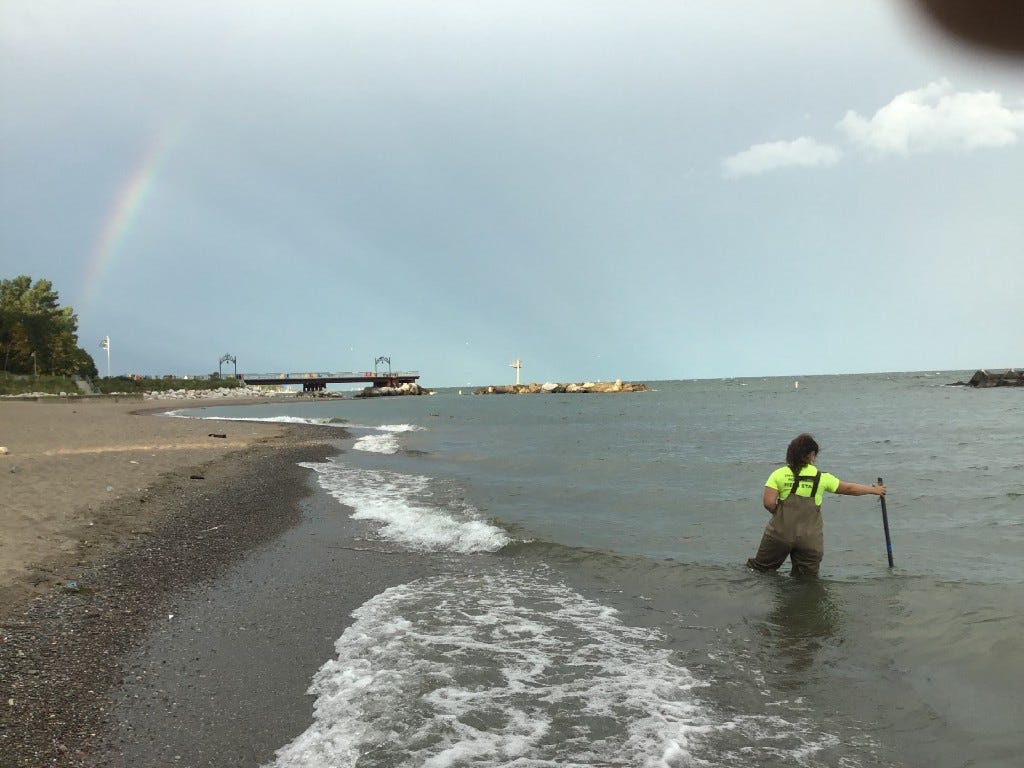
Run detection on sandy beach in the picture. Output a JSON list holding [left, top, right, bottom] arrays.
[[0, 397, 293, 610], [0, 396, 444, 766]]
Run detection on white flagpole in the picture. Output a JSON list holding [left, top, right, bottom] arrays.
[[100, 336, 110, 377]]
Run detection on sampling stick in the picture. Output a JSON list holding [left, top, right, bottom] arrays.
[[878, 476, 894, 567]]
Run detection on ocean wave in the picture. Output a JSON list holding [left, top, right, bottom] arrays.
[[301, 460, 509, 553], [267, 565, 893, 768], [164, 411, 348, 427], [267, 570, 711, 768], [352, 423, 425, 454]]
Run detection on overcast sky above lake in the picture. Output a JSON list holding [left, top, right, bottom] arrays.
[[2, 1, 1021, 385]]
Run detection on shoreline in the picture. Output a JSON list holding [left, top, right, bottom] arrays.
[[0, 400, 361, 765], [98, 455, 452, 767], [0, 397, 301, 611]]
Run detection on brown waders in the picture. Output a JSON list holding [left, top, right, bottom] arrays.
[[747, 470, 824, 576]]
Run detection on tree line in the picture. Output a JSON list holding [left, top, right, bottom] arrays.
[[0, 275, 98, 378]]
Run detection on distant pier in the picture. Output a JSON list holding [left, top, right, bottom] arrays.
[[238, 370, 420, 392]]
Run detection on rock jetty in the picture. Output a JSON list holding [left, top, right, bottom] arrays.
[[474, 379, 648, 395], [356, 382, 431, 398], [0, 386, 280, 401], [142, 385, 282, 400], [956, 369, 1024, 388]]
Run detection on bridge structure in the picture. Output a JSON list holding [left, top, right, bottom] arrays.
[[237, 370, 420, 392]]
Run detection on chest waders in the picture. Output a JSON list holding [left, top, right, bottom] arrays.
[[747, 470, 824, 576]]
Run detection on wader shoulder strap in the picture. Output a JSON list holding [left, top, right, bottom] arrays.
[[791, 470, 821, 499]]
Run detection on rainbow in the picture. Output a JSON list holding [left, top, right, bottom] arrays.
[[80, 123, 183, 313]]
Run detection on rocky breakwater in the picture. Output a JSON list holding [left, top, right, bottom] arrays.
[[474, 379, 648, 395], [356, 382, 431, 398], [956, 369, 1024, 388], [1, 386, 278, 401], [142, 385, 284, 400]]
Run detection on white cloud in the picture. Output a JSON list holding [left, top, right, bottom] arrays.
[[837, 79, 1024, 155], [721, 137, 841, 178]]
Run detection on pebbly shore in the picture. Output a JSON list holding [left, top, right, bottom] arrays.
[[0, 424, 339, 765], [0, 394, 458, 767]]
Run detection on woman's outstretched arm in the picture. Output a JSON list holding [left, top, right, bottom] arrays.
[[836, 481, 886, 497]]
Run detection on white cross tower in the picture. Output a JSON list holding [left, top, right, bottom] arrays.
[[510, 358, 522, 385]]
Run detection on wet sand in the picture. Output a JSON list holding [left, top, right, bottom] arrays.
[[0, 397, 445, 766], [99, 472, 449, 767]]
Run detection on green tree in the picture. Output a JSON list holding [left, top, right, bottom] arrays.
[[0, 276, 97, 377]]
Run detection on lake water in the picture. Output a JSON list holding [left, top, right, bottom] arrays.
[[185, 372, 1023, 767]]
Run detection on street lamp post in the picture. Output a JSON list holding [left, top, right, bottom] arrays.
[[31, 350, 37, 380], [219, 354, 237, 378]]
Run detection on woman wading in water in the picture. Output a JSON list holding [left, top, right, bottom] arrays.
[[747, 433, 886, 576]]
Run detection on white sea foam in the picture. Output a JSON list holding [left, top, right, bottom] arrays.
[[164, 411, 346, 427], [376, 423, 424, 433], [166, 412, 419, 452], [352, 433, 399, 453], [268, 571, 713, 768], [268, 570, 865, 767], [352, 423, 424, 454], [301, 460, 510, 553]]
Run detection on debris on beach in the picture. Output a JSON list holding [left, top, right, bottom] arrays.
[[60, 581, 93, 595]]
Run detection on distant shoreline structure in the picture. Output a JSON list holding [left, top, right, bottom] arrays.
[[953, 369, 1023, 388], [474, 379, 648, 395]]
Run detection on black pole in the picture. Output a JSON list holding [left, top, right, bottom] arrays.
[[878, 476, 894, 567]]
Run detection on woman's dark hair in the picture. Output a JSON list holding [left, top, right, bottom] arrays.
[[786, 433, 820, 476]]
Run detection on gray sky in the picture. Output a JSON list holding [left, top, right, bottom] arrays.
[[2, 1, 1022, 386]]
